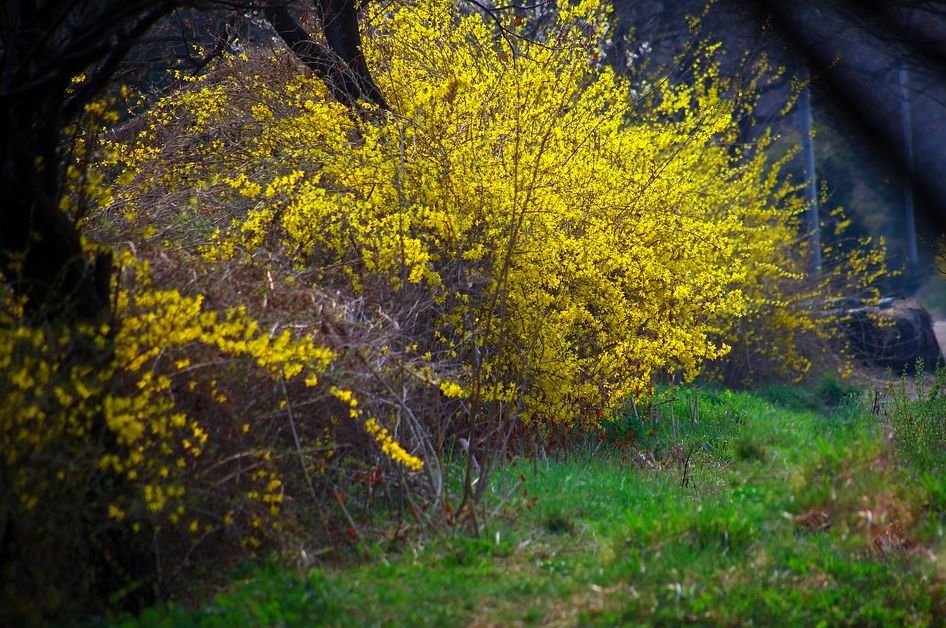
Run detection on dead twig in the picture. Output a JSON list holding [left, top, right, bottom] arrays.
[[681, 442, 698, 488]]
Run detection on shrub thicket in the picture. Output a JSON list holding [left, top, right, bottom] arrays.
[[0, 0, 886, 619]]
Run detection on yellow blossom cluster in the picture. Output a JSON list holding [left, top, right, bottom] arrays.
[[329, 386, 424, 469], [363, 418, 424, 471]]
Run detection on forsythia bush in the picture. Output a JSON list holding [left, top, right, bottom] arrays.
[[1, 247, 420, 616], [2, 249, 426, 619], [101, 0, 867, 435], [2, 252, 330, 508], [709, 226, 886, 385], [0, 252, 331, 614]]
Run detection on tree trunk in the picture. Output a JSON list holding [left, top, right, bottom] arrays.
[[800, 69, 821, 275], [898, 64, 919, 268], [265, 0, 387, 109], [0, 94, 112, 323]]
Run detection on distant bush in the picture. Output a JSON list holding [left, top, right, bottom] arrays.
[[816, 374, 862, 407], [705, 225, 886, 387]]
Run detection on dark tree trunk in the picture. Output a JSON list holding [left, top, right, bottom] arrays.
[[318, 0, 387, 107], [265, 1, 388, 109], [799, 70, 822, 275], [0, 106, 112, 322], [0, 0, 169, 323]]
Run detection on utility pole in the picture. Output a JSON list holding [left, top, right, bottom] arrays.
[[800, 67, 821, 275]]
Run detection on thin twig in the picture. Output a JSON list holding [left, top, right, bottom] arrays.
[[333, 484, 368, 553], [281, 376, 319, 505], [681, 442, 698, 488]]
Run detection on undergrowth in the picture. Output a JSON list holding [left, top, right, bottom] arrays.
[[891, 361, 946, 471]]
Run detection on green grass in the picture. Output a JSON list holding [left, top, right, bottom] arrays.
[[116, 387, 946, 626]]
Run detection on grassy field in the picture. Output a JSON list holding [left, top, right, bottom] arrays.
[[118, 382, 946, 626]]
